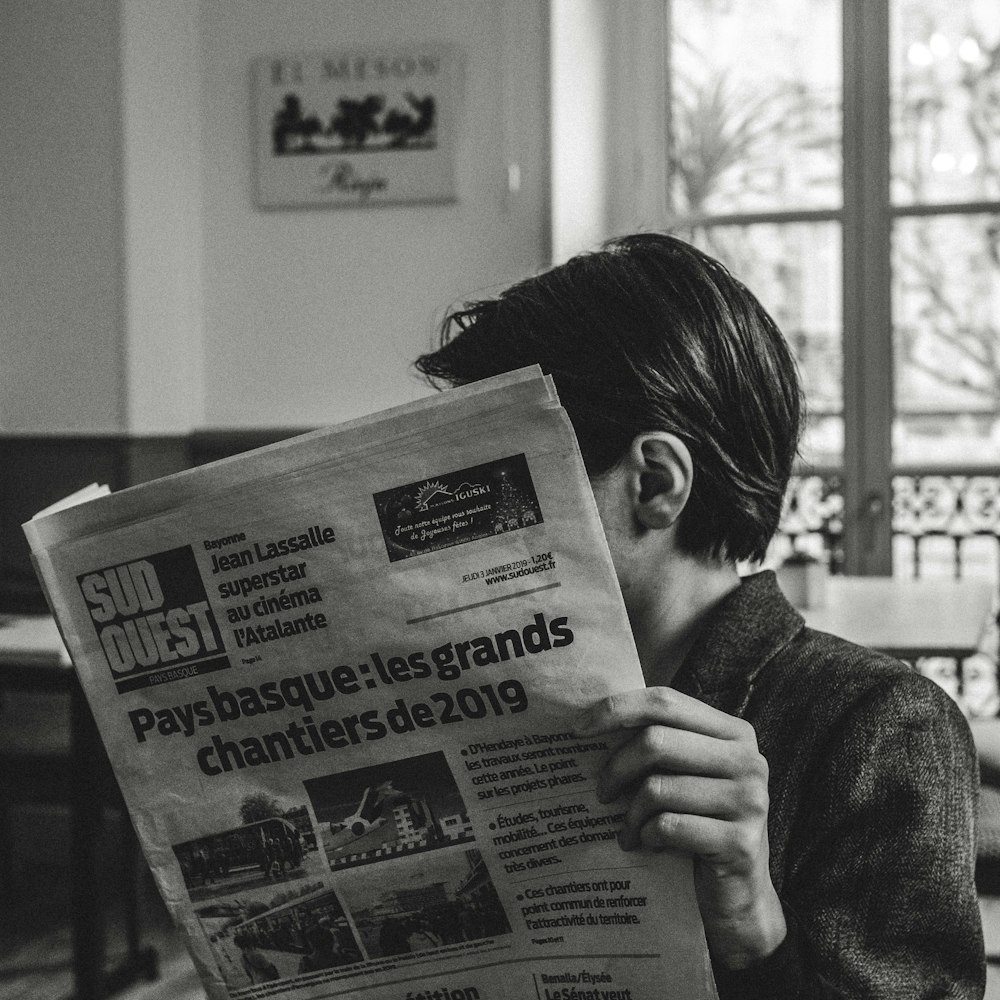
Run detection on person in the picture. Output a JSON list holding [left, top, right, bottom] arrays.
[[240, 944, 280, 984], [298, 919, 345, 973], [378, 915, 411, 956], [405, 918, 443, 953], [414, 233, 985, 998]]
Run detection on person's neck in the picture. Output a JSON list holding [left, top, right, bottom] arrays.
[[628, 556, 741, 688]]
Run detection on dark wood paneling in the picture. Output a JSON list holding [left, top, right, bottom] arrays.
[[0, 435, 187, 612], [123, 436, 191, 487], [187, 428, 310, 467], [0, 432, 309, 611], [0, 437, 128, 612]]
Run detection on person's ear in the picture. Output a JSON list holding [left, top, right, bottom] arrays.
[[625, 432, 693, 530]]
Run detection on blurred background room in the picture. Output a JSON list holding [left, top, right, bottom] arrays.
[[2, 1, 999, 997]]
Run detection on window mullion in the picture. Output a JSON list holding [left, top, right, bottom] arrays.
[[842, 0, 893, 576]]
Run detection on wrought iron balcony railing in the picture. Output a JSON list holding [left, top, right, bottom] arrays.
[[777, 466, 1000, 716], [779, 466, 1000, 582]]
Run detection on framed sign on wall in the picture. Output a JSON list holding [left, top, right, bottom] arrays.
[[252, 47, 460, 209]]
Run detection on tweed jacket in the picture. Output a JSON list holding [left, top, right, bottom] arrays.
[[670, 571, 985, 999]]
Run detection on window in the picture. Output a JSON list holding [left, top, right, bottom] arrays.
[[655, 0, 1000, 575]]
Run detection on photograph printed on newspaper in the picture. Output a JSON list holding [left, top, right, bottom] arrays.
[[25, 369, 717, 1000]]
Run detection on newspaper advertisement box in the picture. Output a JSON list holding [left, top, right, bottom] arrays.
[[25, 369, 716, 1000]]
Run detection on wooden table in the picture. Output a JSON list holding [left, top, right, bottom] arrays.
[[0, 614, 157, 1000], [797, 576, 996, 661]]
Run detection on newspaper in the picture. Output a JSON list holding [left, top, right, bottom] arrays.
[[24, 368, 716, 1000]]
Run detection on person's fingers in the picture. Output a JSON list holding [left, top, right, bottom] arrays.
[[616, 771, 768, 851], [626, 810, 733, 855], [621, 772, 738, 819], [596, 724, 766, 801], [575, 686, 755, 742]]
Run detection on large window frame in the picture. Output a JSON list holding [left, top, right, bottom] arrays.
[[615, 0, 1000, 575]]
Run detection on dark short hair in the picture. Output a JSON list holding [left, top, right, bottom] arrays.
[[414, 233, 802, 564]]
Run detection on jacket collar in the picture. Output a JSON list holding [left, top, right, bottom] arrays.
[[670, 570, 804, 715]]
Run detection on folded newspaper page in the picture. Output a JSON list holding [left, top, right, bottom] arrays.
[[25, 368, 716, 1000]]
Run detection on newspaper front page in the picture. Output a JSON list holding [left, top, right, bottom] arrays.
[[25, 369, 716, 1000]]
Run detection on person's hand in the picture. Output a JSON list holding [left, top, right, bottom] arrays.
[[574, 686, 786, 969]]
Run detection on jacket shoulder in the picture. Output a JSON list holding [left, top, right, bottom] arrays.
[[777, 625, 966, 720], [751, 624, 975, 775]]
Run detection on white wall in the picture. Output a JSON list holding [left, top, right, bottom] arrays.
[[550, 0, 610, 263], [195, 0, 550, 429], [0, 0, 125, 434], [1, 0, 550, 435], [549, 0, 670, 263], [120, 0, 206, 434]]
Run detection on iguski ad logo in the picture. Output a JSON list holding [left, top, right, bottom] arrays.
[[374, 454, 544, 562], [77, 545, 230, 694]]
